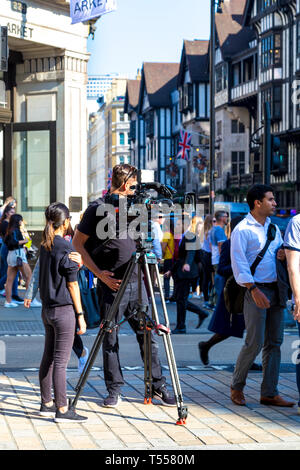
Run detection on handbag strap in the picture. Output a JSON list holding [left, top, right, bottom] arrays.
[[250, 223, 276, 275]]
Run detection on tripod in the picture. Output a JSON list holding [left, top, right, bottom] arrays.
[[71, 242, 188, 425]]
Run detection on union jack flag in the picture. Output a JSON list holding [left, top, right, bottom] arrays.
[[177, 129, 192, 161]]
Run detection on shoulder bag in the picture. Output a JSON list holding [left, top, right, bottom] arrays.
[[224, 223, 277, 315]]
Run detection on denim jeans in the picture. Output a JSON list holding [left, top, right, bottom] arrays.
[[0, 244, 18, 296]]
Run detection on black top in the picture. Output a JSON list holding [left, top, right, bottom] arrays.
[[39, 235, 79, 308], [172, 231, 201, 280], [4, 228, 24, 251], [77, 197, 137, 280]]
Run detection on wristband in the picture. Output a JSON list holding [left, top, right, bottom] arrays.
[[75, 312, 84, 317], [248, 284, 257, 293]]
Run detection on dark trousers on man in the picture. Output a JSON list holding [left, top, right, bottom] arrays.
[[98, 278, 166, 395], [231, 285, 284, 397]]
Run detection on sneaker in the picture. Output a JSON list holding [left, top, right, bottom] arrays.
[[30, 298, 42, 308], [153, 385, 176, 407], [4, 301, 19, 308], [0, 289, 5, 297], [103, 393, 122, 408], [12, 295, 24, 304], [39, 402, 56, 417], [54, 405, 87, 423], [78, 347, 89, 375]]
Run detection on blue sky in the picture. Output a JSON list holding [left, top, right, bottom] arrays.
[[87, 0, 211, 78]]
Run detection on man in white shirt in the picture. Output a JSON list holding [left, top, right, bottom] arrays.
[[230, 184, 294, 408]]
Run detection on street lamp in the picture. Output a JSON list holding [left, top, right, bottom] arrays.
[[209, 0, 223, 214]]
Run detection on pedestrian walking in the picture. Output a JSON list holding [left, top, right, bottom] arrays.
[[0, 204, 20, 302], [199, 215, 215, 308], [4, 214, 32, 308], [210, 211, 228, 303], [166, 215, 208, 334], [230, 184, 294, 408], [199, 217, 245, 364], [191, 218, 204, 299], [38, 202, 87, 423], [284, 214, 300, 414], [161, 217, 175, 301]]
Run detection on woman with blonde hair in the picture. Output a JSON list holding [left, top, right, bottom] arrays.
[[165, 215, 208, 334], [198, 214, 215, 308]]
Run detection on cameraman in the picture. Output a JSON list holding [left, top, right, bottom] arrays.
[[73, 164, 176, 408]]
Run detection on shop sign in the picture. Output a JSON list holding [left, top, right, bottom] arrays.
[[70, 0, 117, 24], [6, 21, 33, 39]]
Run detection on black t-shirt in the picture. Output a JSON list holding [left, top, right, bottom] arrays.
[[39, 235, 79, 308], [77, 197, 137, 280]]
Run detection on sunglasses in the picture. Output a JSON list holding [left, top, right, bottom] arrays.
[[123, 166, 137, 184]]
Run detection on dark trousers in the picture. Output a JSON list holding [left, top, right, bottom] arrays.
[[175, 278, 206, 330], [199, 251, 212, 302], [0, 243, 19, 295], [163, 259, 173, 299], [39, 305, 76, 408], [98, 279, 166, 395]]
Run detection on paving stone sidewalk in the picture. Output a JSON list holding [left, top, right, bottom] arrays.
[[1, 368, 300, 450]]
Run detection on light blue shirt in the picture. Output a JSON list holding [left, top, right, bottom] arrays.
[[230, 212, 283, 286], [210, 225, 227, 265], [202, 233, 211, 253]]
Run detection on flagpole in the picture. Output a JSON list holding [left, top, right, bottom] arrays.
[[209, 0, 223, 215], [209, 0, 216, 215]]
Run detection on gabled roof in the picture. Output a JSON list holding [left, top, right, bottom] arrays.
[[178, 40, 209, 86], [124, 79, 141, 114], [215, 0, 255, 59], [138, 62, 179, 113], [243, 0, 254, 26]]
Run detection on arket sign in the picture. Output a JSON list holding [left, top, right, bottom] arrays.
[[70, 0, 117, 24]]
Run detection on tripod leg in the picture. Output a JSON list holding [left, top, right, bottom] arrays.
[[71, 256, 137, 408], [143, 327, 152, 404], [143, 259, 188, 425]]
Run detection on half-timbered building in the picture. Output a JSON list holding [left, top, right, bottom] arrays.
[[137, 62, 179, 184], [124, 78, 144, 169], [177, 40, 210, 198]]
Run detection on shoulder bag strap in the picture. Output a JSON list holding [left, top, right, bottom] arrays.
[[250, 223, 276, 275]]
